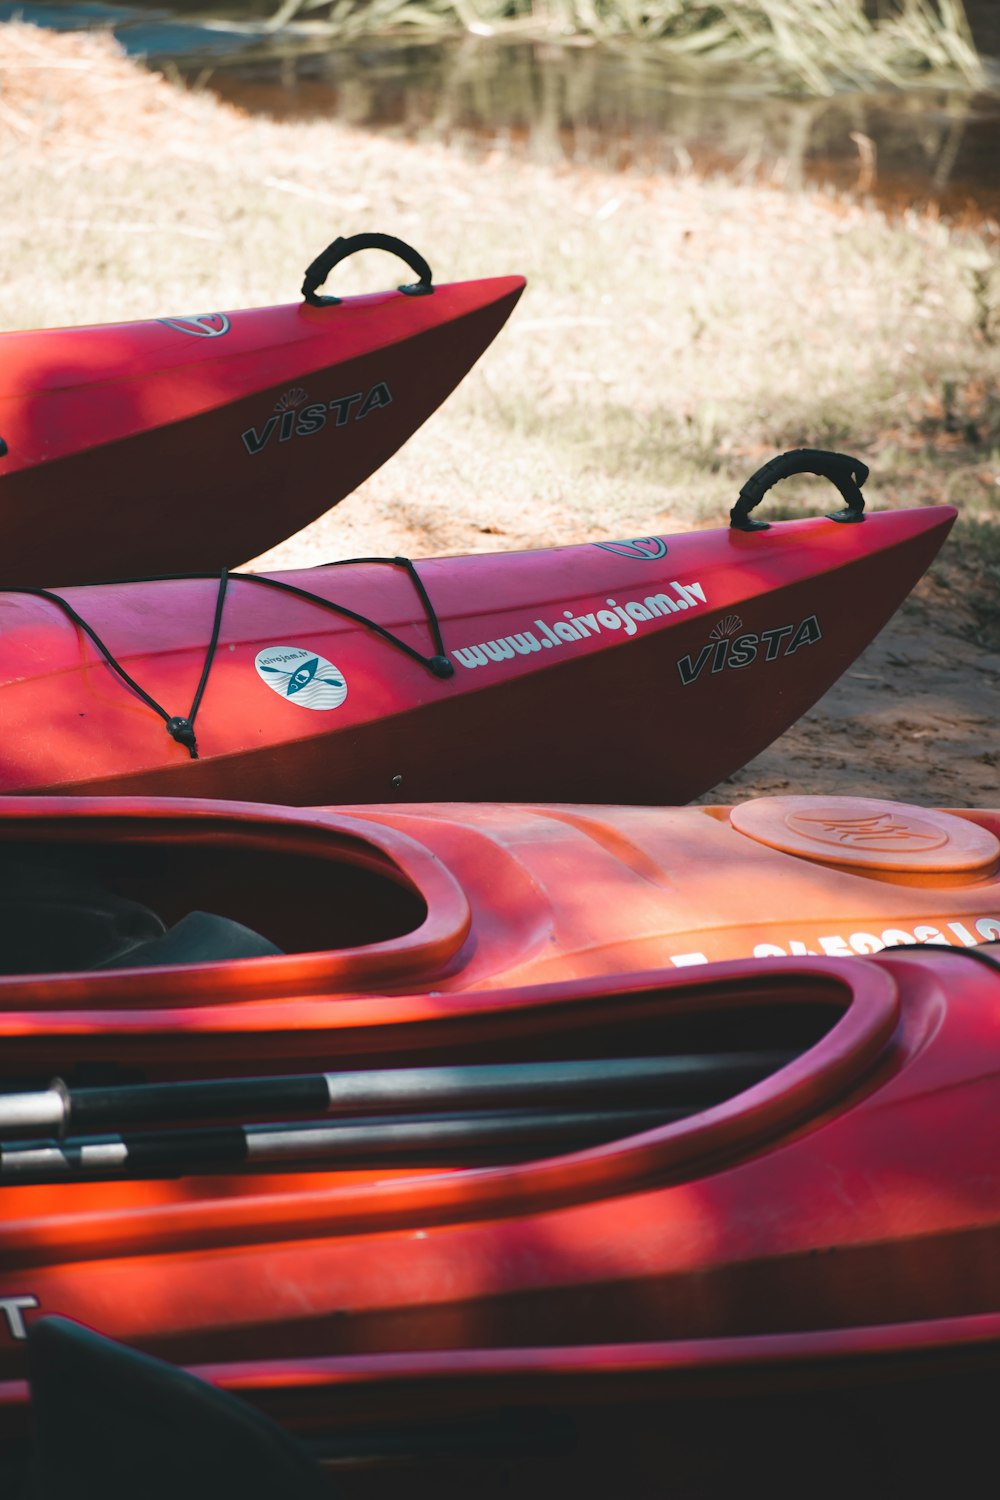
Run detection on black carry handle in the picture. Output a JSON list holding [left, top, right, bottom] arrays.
[[302, 232, 434, 306], [730, 449, 869, 531]]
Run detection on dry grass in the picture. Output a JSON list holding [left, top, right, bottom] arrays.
[[2, 19, 999, 582]]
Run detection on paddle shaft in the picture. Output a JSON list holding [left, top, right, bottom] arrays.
[[0, 1051, 794, 1136], [0, 1103, 682, 1183]]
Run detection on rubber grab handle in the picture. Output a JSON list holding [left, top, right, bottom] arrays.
[[730, 449, 869, 531], [302, 232, 434, 306]]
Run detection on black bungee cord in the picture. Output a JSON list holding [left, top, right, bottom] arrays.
[[5, 556, 453, 759]]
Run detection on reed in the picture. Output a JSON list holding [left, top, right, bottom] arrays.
[[265, 0, 985, 95]]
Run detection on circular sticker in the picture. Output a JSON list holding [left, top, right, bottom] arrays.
[[254, 647, 348, 711]]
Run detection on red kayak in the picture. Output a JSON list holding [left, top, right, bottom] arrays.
[[0, 790, 997, 1079], [0, 232, 523, 586], [0, 452, 955, 803], [7, 1311, 999, 1497], [0, 945, 997, 1417]]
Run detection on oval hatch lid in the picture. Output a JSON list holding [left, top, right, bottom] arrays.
[[730, 795, 1000, 876]]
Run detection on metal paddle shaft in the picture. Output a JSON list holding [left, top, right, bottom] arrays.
[[0, 1104, 682, 1183], [0, 1050, 795, 1137]]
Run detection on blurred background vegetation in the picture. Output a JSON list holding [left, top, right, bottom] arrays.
[[264, 0, 986, 95]]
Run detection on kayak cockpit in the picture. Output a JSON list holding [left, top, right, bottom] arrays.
[[0, 799, 472, 1004]]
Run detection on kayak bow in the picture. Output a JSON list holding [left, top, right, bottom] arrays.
[[0, 232, 524, 585], [0, 479, 955, 803]]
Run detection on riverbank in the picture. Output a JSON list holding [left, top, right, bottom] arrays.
[[1, 19, 997, 805]]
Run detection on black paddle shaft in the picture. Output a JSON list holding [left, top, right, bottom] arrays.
[[0, 1104, 681, 1183], [0, 1051, 795, 1137]]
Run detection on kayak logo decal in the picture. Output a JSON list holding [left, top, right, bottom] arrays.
[[254, 647, 348, 711], [277, 387, 307, 410], [785, 810, 949, 853], [241, 382, 394, 456], [676, 613, 822, 686], [451, 582, 707, 671], [594, 537, 668, 561], [159, 313, 231, 338], [0, 1295, 38, 1341]]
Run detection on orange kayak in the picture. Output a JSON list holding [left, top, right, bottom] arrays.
[[0, 790, 995, 1075], [0, 944, 997, 1415], [0, 232, 523, 586]]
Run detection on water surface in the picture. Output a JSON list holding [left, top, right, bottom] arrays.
[[4, 1, 1000, 225]]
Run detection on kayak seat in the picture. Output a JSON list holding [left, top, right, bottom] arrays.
[[94, 910, 284, 969], [0, 859, 165, 974], [25, 1315, 329, 1500], [0, 857, 282, 972]]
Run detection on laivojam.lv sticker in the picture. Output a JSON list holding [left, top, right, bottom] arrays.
[[254, 647, 348, 711]]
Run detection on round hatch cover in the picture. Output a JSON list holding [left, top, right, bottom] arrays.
[[730, 795, 1000, 874]]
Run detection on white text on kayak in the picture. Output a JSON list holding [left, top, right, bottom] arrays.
[[450, 581, 707, 671], [667, 916, 1000, 966], [0, 1295, 38, 1341]]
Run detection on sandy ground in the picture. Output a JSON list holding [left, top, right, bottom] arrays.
[[704, 598, 1000, 809]]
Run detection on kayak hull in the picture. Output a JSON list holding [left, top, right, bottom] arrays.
[[0, 277, 524, 586], [7, 1314, 998, 1497], [0, 947, 997, 1403], [0, 505, 955, 802]]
